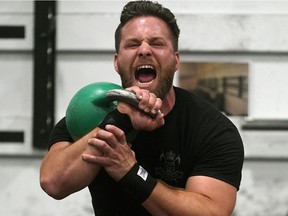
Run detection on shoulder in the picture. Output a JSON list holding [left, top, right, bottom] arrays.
[[173, 86, 224, 120], [173, 86, 240, 138], [174, 86, 214, 110], [48, 117, 74, 148]]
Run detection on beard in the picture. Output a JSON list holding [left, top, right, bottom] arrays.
[[153, 71, 174, 99], [118, 68, 175, 100]]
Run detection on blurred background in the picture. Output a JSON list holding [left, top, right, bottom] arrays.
[[1, 0, 288, 215]]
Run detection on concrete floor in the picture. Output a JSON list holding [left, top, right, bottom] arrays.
[[0, 157, 93, 216], [1, 157, 288, 216]]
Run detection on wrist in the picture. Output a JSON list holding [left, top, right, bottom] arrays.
[[118, 163, 157, 204], [98, 109, 134, 134]]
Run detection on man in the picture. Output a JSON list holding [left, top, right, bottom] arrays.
[[40, 1, 244, 215]]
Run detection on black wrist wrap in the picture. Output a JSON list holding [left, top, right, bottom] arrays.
[[118, 163, 157, 204], [98, 109, 133, 134]]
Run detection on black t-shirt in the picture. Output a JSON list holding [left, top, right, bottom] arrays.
[[48, 87, 244, 216]]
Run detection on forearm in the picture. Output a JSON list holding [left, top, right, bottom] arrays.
[[117, 164, 230, 216], [40, 129, 102, 199], [142, 181, 232, 216]]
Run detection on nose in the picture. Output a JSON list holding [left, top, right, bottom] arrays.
[[138, 41, 152, 57]]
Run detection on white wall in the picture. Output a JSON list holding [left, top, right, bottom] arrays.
[[0, 1, 34, 154], [56, 53, 122, 122]]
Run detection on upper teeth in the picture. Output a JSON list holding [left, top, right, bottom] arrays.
[[137, 65, 154, 70]]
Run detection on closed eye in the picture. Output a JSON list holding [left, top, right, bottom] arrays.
[[149, 38, 166, 47], [124, 39, 140, 49]]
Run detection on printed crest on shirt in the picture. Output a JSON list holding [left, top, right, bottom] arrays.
[[155, 150, 183, 183]]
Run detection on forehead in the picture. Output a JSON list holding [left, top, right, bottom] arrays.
[[121, 16, 171, 38]]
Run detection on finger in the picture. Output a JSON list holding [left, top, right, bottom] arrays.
[[82, 153, 112, 166], [156, 112, 165, 125], [151, 98, 162, 115], [124, 87, 161, 118], [125, 86, 141, 95], [105, 125, 127, 145], [144, 93, 157, 113], [138, 90, 150, 110], [88, 136, 114, 155], [125, 86, 140, 98], [95, 128, 120, 148]]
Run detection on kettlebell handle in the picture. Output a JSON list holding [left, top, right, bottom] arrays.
[[106, 89, 161, 118], [106, 89, 160, 118]]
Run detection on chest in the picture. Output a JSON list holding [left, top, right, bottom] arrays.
[[131, 122, 196, 188]]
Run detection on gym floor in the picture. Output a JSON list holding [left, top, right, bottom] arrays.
[[0, 157, 93, 216]]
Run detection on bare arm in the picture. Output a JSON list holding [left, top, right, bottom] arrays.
[[40, 128, 102, 200], [143, 176, 237, 216]]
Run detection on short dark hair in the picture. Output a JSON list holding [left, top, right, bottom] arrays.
[[114, 0, 180, 52]]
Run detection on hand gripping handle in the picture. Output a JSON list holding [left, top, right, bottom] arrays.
[[106, 89, 161, 118]]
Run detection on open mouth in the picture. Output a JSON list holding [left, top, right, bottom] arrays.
[[135, 65, 156, 83]]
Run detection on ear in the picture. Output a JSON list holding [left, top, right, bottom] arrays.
[[174, 52, 180, 72], [114, 54, 119, 74]]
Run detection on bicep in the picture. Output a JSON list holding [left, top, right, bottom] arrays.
[[49, 141, 71, 151], [41, 141, 71, 168]]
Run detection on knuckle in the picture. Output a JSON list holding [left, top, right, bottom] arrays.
[[118, 130, 125, 137], [106, 133, 115, 141]]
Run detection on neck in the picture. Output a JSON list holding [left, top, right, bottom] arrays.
[[161, 86, 175, 116]]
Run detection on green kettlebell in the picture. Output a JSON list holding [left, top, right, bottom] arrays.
[[66, 82, 123, 140]]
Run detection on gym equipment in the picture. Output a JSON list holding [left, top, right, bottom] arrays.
[[66, 82, 141, 141], [106, 89, 159, 118]]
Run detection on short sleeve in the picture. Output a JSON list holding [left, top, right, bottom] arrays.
[[48, 117, 74, 149], [190, 122, 244, 190]]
